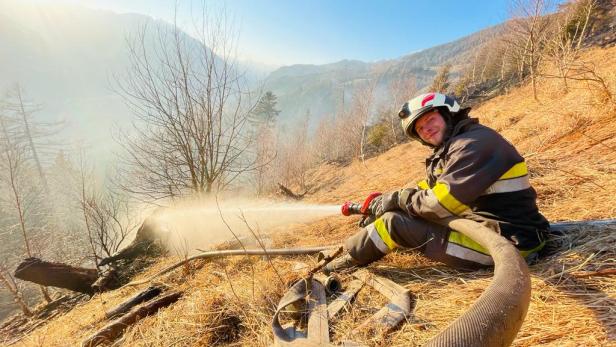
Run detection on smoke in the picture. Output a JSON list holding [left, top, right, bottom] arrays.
[[145, 199, 340, 255]]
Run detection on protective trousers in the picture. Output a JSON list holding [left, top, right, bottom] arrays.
[[344, 211, 493, 270]]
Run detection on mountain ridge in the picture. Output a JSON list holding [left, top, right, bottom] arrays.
[[0, 1, 498, 148]]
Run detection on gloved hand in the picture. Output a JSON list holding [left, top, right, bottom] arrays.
[[367, 191, 400, 218], [368, 188, 417, 218]]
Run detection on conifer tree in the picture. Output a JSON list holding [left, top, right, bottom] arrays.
[[250, 91, 280, 127]]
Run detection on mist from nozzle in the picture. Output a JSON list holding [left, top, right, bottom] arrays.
[[146, 199, 340, 255]]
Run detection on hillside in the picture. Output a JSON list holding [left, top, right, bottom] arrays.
[[4, 40, 615, 346]]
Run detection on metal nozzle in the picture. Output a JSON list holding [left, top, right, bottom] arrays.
[[341, 201, 362, 216]]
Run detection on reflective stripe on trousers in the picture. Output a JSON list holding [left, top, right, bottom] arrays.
[[446, 230, 546, 265], [366, 217, 398, 254]]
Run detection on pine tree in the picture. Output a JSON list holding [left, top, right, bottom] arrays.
[[250, 91, 280, 127]]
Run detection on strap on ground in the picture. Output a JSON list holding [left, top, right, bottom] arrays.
[[271, 270, 414, 346]]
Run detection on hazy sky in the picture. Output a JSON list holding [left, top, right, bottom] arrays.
[[25, 0, 511, 66]]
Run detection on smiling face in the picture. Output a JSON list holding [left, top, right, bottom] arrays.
[[414, 109, 447, 146]]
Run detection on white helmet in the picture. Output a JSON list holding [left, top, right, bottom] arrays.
[[398, 92, 461, 140]]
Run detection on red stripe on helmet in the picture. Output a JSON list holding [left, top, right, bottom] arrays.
[[421, 93, 435, 107]]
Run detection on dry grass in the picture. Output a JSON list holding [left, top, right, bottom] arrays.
[[8, 46, 616, 346]]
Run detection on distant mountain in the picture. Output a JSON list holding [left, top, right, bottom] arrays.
[[264, 25, 502, 126]]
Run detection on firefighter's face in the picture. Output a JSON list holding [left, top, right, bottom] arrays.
[[414, 110, 446, 146]]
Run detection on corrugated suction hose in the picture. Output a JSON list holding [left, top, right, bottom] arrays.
[[425, 217, 532, 346]]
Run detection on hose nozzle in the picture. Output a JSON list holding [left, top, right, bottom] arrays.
[[341, 192, 381, 216], [341, 201, 362, 216]]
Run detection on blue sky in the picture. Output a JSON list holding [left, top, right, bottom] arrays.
[[30, 0, 512, 66]]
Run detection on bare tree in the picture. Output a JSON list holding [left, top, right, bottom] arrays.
[[76, 152, 101, 271], [84, 190, 138, 261], [351, 78, 378, 162], [505, 0, 553, 100], [2, 85, 64, 195], [253, 125, 277, 196], [76, 152, 138, 264], [116, 6, 258, 202], [0, 117, 51, 303], [275, 112, 313, 192], [0, 262, 32, 317]]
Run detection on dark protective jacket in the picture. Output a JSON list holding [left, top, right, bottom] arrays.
[[399, 117, 549, 252]]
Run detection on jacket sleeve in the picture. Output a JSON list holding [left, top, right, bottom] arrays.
[[400, 132, 513, 222]]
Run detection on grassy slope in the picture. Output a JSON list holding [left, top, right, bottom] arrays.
[[13, 46, 616, 346]]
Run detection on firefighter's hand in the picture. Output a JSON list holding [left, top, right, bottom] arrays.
[[368, 188, 417, 218], [367, 191, 401, 218]]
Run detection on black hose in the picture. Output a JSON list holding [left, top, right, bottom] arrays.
[[426, 217, 532, 347]]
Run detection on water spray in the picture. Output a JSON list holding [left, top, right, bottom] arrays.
[[149, 200, 341, 255]]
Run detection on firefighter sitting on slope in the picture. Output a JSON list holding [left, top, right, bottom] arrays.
[[324, 92, 550, 273]]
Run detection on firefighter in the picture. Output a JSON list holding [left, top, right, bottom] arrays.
[[324, 92, 549, 273]]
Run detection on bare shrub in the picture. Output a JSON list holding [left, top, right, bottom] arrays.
[[0, 262, 32, 317], [541, 0, 598, 92], [429, 64, 452, 93], [504, 0, 554, 100], [387, 75, 417, 144]]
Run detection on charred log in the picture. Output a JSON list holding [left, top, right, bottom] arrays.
[[14, 258, 98, 295], [104, 285, 165, 319], [82, 291, 183, 347]]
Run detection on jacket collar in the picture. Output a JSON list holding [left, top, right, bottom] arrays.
[[449, 117, 478, 139]]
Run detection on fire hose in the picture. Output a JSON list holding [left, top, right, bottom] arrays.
[[342, 197, 531, 346], [124, 246, 337, 287]]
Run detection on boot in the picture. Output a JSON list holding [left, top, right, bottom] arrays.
[[323, 253, 361, 275]]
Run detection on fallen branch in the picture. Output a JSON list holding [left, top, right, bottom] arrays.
[[82, 291, 183, 347], [303, 247, 344, 278], [277, 183, 305, 200], [570, 268, 616, 278], [544, 252, 597, 281]]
